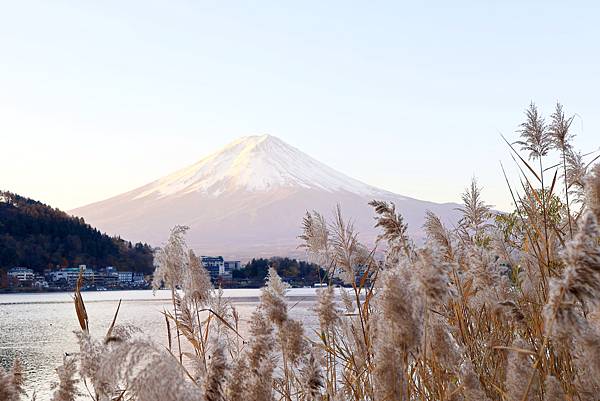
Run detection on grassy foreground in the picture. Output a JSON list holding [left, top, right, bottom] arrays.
[[1, 103, 600, 401]]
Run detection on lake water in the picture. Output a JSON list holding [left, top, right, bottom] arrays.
[[0, 288, 325, 400]]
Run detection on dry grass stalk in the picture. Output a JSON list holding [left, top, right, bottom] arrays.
[[13, 103, 599, 401]]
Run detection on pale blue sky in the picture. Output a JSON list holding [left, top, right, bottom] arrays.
[[1, 1, 599, 211]]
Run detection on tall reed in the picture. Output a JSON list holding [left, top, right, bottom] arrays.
[[9, 103, 600, 401]]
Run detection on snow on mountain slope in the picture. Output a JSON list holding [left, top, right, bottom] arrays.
[[70, 135, 461, 259], [135, 135, 396, 198]]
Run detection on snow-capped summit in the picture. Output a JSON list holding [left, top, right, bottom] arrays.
[[135, 134, 390, 199], [70, 135, 460, 259]]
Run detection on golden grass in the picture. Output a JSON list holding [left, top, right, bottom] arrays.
[[1, 103, 599, 401]]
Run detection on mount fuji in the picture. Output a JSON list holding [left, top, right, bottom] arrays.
[[70, 135, 462, 259]]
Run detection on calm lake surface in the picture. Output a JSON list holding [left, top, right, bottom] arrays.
[[0, 288, 325, 400]]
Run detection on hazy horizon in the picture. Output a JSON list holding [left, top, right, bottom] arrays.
[[2, 1, 600, 212]]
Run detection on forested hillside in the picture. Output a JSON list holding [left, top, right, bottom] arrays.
[[0, 191, 154, 273]]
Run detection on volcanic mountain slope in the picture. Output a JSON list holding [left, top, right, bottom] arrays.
[[70, 135, 462, 259]]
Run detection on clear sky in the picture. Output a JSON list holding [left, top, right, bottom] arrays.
[[1, 1, 599, 212]]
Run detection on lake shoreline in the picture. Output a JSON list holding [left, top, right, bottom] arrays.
[[0, 288, 325, 399]]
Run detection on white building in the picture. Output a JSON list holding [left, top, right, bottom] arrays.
[[133, 272, 145, 284], [201, 257, 241, 280], [117, 271, 133, 283], [224, 260, 242, 278], [48, 265, 94, 284], [8, 267, 34, 282], [202, 256, 225, 279], [224, 260, 242, 271], [33, 275, 49, 288]]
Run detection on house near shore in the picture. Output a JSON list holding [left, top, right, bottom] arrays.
[[45, 265, 148, 288], [47, 265, 95, 285], [116, 270, 146, 284], [8, 267, 35, 282], [5, 267, 48, 288], [201, 256, 242, 281]]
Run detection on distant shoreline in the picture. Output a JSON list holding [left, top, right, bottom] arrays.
[[0, 288, 328, 306], [0, 282, 334, 294]]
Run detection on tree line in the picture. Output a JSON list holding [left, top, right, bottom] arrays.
[[233, 256, 328, 286], [0, 191, 154, 273]]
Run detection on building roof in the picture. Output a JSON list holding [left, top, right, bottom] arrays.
[[201, 256, 224, 262], [8, 267, 33, 273]]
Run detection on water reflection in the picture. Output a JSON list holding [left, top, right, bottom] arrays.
[[0, 289, 323, 400]]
